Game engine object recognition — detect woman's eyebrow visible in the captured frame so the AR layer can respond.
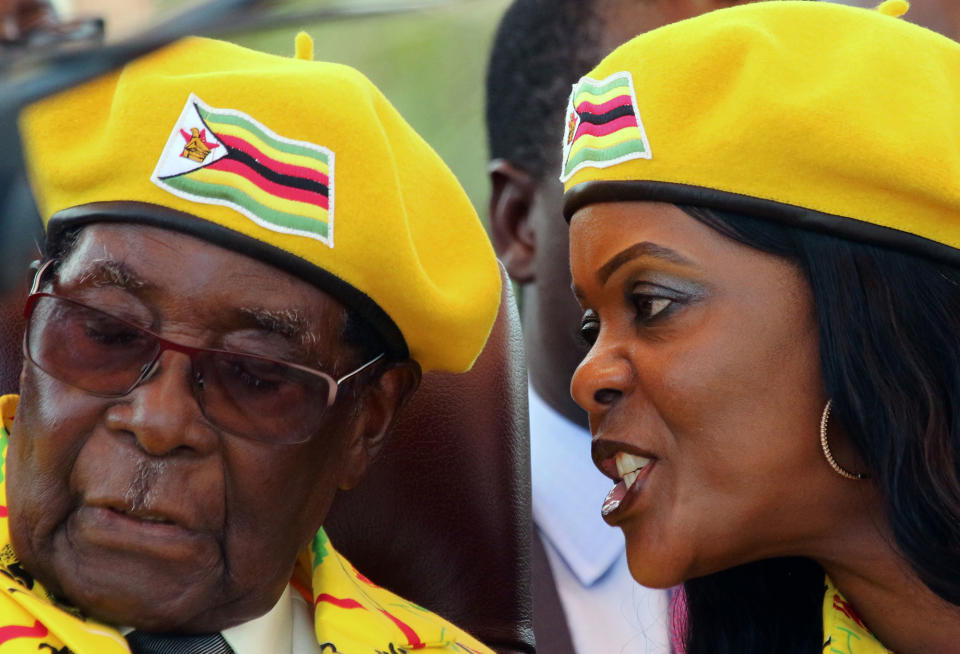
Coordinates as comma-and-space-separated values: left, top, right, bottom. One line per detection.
598, 241, 695, 283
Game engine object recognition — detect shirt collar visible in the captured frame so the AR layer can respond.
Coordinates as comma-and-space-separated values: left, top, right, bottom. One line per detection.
116, 586, 294, 654
529, 385, 624, 587
221, 584, 293, 654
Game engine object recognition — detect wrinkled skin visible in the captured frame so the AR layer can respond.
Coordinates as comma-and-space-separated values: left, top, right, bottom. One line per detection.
7, 223, 418, 633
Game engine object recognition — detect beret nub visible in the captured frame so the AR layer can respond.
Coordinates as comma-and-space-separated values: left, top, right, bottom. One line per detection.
20, 35, 500, 373
561, 1, 960, 266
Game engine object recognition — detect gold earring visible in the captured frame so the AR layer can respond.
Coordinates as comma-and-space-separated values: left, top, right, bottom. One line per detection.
820, 400, 867, 481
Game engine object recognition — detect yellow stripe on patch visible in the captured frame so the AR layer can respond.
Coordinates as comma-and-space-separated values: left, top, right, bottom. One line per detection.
191, 166, 329, 220
206, 120, 331, 176
569, 126, 644, 159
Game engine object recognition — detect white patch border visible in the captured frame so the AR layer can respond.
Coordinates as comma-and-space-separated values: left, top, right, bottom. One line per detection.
559, 71, 652, 184
152, 93, 337, 248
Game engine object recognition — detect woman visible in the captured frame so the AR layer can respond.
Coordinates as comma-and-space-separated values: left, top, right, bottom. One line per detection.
560, 2, 960, 653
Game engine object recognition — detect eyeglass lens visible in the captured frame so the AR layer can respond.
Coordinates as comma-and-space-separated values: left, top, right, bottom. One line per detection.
25, 295, 334, 444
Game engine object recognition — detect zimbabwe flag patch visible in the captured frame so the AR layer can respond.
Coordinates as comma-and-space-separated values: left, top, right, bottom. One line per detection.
560, 71, 651, 183
152, 93, 336, 247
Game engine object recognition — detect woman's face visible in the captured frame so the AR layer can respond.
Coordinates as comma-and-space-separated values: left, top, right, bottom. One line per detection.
569, 201, 837, 588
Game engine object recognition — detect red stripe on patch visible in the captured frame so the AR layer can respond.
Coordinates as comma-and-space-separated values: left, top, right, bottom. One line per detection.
573, 114, 639, 140
315, 593, 365, 610
0, 506, 8, 517
575, 94, 632, 115
207, 158, 330, 209
0, 620, 48, 644
379, 609, 424, 649
217, 134, 329, 187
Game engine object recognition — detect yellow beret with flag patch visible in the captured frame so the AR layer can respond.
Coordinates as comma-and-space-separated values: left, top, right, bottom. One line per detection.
561, 0, 960, 266
19, 34, 500, 372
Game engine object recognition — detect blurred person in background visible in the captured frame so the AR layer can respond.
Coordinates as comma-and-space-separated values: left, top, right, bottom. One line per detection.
485, 1, 755, 653
563, 2, 960, 653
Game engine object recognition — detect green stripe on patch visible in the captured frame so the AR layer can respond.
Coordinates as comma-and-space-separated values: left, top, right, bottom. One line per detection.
197, 106, 329, 166
564, 139, 648, 176
576, 75, 631, 97
163, 175, 329, 237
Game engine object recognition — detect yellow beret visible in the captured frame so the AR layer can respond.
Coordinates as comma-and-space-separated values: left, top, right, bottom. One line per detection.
561, 1, 960, 266
20, 34, 500, 373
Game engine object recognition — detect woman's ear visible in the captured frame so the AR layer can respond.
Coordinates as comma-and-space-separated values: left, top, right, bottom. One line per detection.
337, 360, 421, 491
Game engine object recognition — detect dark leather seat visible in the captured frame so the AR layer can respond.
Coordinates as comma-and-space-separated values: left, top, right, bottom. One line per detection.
0, 287, 25, 395
0, 260, 534, 653
325, 263, 534, 654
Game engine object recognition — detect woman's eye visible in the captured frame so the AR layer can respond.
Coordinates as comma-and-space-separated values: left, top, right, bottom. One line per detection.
578, 311, 600, 345
633, 295, 673, 322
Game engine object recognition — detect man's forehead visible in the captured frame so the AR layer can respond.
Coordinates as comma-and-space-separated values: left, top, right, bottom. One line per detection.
57, 224, 348, 333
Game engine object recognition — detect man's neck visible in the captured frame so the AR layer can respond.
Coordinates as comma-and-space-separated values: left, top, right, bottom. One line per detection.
521, 287, 590, 430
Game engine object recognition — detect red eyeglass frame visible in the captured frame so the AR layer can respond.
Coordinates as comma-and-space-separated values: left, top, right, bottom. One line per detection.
22, 259, 385, 442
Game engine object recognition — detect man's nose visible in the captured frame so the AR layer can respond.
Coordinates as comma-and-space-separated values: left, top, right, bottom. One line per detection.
570, 337, 632, 415
105, 350, 218, 456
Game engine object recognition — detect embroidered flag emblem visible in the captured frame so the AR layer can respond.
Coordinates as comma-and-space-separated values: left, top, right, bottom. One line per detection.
560, 71, 651, 183
152, 93, 336, 246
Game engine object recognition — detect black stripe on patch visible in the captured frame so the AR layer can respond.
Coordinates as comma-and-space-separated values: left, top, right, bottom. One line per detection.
577, 104, 635, 125
226, 149, 329, 196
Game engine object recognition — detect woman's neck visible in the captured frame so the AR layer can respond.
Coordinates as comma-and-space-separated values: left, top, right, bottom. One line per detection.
814, 522, 960, 654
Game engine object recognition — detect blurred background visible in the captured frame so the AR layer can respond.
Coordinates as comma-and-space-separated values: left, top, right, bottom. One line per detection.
2, 0, 510, 215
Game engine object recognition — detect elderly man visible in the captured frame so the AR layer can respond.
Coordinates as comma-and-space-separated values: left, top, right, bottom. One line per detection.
2, 32, 499, 654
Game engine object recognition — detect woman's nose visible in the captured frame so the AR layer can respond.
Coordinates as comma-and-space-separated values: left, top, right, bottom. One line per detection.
570, 339, 632, 414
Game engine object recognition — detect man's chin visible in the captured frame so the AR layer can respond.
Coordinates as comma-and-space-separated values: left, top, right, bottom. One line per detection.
37, 541, 242, 632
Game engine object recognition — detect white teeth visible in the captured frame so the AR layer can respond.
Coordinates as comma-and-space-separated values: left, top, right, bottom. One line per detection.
623, 470, 639, 489
615, 452, 651, 480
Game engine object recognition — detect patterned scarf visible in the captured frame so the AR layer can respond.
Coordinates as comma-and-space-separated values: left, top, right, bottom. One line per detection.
822, 576, 893, 654
0, 395, 490, 653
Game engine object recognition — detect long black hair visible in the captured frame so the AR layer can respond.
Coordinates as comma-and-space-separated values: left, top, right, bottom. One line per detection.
676, 206, 960, 653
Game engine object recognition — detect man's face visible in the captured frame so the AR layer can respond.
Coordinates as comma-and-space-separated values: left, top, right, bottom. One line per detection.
7, 223, 374, 632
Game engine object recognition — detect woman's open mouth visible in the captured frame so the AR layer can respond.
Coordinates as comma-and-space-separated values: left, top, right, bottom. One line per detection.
601, 452, 657, 523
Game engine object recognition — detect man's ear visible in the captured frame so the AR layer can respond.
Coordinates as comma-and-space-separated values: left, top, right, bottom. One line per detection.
337, 360, 421, 491
488, 158, 537, 284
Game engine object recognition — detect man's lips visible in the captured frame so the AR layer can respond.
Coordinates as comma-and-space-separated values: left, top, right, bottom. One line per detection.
69, 505, 212, 561
85, 497, 196, 531
67, 495, 216, 561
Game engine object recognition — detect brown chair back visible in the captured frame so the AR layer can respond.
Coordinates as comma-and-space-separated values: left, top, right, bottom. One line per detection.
325, 263, 533, 654
0, 288, 27, 395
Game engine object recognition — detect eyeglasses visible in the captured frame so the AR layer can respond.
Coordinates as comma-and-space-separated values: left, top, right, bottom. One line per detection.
22, 261, 385, 444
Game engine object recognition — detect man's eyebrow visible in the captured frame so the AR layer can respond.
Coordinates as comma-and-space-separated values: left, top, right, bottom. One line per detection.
75, 259, 148, 290
238, 307, 320, 353
598, 242, 695, 284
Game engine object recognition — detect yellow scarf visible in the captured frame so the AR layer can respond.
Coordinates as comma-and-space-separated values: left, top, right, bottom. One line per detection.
0, 394, 491, 653
822, 576, 894, 654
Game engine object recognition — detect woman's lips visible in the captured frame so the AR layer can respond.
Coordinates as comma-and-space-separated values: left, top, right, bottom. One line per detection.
600, 452, 657, 523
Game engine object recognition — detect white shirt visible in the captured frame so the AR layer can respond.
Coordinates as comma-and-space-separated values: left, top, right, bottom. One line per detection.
222, 585, 322, 654
529, 387, 671, 654
122, 585, 322, 654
